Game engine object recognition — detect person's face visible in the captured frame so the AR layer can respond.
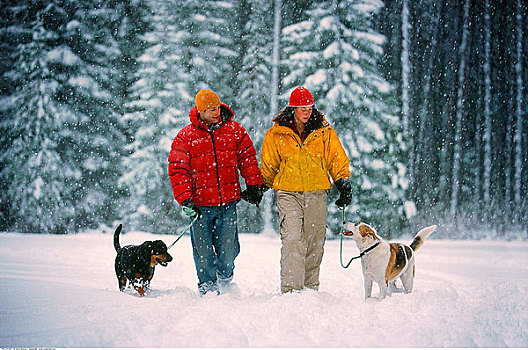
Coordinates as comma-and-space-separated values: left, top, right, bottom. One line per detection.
201, 105, 221, 126
293, 105, 313, 125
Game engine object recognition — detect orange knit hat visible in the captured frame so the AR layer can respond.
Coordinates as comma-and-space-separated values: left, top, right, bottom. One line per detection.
195, 89, 221, 111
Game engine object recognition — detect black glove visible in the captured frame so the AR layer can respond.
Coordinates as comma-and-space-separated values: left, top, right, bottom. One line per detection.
260, 184, 270, 194
334, 178, 352, 207
241, 185, 264, 206
182, 198, 202, 219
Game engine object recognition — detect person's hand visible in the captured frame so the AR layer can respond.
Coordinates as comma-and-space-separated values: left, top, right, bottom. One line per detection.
260, 184, 270, 194
241, 185, 264, 206
182, 199, 201, 219
335, 178, 352, 207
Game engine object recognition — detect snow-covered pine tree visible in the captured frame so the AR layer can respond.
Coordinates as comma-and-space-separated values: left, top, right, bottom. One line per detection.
260, 0, 283, 235
0, 2, 35, 230
178, 0, 238, 97
235, 0, 273, 145
233, 0, 274, 233
0, 0, 143, 232
120, 0, 193, 233
80, 0, 150, 229
110, 0, 152, 111
282, 0, 408, 237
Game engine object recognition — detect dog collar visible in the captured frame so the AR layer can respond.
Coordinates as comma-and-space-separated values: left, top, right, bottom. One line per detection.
345, 241, 381, 265
360, 241, 381, 256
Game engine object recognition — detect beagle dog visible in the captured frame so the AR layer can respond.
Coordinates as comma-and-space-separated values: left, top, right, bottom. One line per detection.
343, 222, 436, 300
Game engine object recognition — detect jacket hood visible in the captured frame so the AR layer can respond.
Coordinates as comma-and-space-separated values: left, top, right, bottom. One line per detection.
189, 103, 234, 129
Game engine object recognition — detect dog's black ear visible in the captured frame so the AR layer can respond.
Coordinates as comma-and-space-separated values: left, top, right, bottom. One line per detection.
153, 240, 168, 251
140, 241, 153, 263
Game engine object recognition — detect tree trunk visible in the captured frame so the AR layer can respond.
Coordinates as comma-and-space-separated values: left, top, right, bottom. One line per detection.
415, 2, 440, 204
504, 86, 513, 232
482, 0, 492, 219
450, 0, 470, 221
474, 84, 483, 225
270, 0, 281, 116
401, 0, 410, 137
401, 0, 411, 188
514, 0, 523, 224
262, 0, 282, 235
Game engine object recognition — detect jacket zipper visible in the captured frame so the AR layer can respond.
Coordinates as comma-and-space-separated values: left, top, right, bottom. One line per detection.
209, 130, 223, 205
302, 131, 325, 170
297, 130, 326, 172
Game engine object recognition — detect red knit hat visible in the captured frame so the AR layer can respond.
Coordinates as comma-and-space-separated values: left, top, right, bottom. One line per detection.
288, 86, 314, 107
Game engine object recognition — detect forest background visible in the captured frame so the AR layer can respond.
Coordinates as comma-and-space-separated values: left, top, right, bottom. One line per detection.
1, 0, 526, 239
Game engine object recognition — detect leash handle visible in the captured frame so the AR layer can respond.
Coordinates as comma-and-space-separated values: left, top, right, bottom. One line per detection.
168, 214, 199, 249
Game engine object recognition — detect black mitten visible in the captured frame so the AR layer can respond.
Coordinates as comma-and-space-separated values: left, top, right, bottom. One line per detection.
241, 185, 264, 206
335, 178, 352, 207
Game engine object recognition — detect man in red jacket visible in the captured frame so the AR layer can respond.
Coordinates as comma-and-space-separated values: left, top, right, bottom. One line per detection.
168, 89, 263, 296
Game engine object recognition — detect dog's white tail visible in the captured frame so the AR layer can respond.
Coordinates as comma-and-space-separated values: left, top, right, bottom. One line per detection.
410, 225, 437, 251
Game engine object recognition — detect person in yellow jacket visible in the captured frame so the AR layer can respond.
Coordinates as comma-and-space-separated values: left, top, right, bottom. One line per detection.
261, 86, 352, 293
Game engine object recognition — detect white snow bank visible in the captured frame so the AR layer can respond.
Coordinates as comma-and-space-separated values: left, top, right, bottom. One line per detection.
0, 231, 527, 347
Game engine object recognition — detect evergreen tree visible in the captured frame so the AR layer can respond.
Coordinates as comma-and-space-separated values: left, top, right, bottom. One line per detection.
233, 0, 274, 232
120, 0, 192, 233
282, 0, 408, 236
0, 0, 145, 232
178, 0, 238, 96
0, 2, 35, 229
235, 0, 273, 137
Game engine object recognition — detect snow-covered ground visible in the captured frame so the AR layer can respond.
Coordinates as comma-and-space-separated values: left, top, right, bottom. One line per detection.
1, 228, 527, 348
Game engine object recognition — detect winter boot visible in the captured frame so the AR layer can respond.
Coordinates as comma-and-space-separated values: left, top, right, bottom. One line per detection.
198, 281, 219, 297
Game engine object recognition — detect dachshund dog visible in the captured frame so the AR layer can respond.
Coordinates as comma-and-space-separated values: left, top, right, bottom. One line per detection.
343, 222, 436, 300
113, 224, 172, 296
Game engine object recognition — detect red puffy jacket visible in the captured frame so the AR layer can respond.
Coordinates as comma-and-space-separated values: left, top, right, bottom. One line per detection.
168, 103, 262, 206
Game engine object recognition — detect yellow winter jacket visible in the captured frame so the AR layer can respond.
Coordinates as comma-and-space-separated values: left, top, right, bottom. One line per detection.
261, 116, 351, 192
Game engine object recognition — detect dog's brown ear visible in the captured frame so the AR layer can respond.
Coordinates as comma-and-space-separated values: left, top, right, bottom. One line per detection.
359, 224, 377, 238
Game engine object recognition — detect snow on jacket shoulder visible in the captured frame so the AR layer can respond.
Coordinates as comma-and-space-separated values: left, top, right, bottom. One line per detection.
261, 115, 350, 192
168, 103, 262, 206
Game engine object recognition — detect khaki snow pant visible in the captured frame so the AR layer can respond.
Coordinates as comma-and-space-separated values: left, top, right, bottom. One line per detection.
277, 190, 328, 293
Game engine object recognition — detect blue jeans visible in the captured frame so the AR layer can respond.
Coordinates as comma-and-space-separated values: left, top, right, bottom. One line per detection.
190, 201, 240, 290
